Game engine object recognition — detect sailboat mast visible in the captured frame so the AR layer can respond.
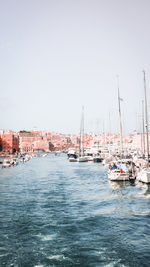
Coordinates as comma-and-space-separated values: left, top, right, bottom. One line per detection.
109, 112, 111, 145
82, 106, 84, 156
142, 100, 145, 154
143, 70, 149, 168
117, 76, 123, 154
103, 121, 106, 148
80, 106, 84, 157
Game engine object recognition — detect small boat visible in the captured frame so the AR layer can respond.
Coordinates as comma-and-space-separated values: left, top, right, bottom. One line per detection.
93, 156, 103, 163
85, 155, 93, 162
11, 158, 19, 166
2, 158, 12, 168
42, 153, 48, 157
69, 155, 77, 162
77, 156, 88, 162
108, 163, 129, 181
67, 149, 77, 161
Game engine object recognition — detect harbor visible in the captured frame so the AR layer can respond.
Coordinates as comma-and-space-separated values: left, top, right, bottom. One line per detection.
1, 78, 150, 265
1, 0, 150, 266
0, 153, 150, 266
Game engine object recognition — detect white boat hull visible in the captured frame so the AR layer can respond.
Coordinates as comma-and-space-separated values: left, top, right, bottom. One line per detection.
137, 169, 150, 184
77, 157, 88, 162
108, 171, 129, 181
2, 162, 12, 167
69, 158, 77, 162
2, 158, 13, 167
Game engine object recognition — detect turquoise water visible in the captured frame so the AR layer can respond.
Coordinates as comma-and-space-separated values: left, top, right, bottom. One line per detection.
0, 153, 150, 267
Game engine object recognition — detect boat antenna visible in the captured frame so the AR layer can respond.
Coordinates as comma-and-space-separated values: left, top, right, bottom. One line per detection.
143, 70, 149, 168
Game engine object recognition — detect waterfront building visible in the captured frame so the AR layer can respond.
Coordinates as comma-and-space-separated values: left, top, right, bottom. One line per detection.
0, 128, 150, 154
0, 131, 19, 153
19, 131, 51, 153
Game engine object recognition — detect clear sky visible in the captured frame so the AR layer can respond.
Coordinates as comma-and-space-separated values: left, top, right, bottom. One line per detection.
0, 0, 150, 134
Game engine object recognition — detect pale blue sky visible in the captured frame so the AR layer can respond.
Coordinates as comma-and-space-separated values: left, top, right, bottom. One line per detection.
0, 0, 150, 134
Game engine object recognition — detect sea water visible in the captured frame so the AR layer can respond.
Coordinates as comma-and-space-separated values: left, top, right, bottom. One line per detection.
0, 153, 150, 267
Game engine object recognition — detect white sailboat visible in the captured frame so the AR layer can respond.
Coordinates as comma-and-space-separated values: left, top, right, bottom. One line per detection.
108, 77, 129, 181
77, 106, 88, 162
137, 70, 150, 183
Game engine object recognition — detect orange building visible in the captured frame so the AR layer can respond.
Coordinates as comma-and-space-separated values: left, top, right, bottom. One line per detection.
0, 131, 19, 153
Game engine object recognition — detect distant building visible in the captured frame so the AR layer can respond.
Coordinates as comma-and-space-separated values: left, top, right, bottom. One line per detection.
19, 131, 52, 152
0, 131, 19, 153
1, 128, 149, 154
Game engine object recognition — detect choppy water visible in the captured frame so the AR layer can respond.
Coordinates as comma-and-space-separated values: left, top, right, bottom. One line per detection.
0, 154, 150, 267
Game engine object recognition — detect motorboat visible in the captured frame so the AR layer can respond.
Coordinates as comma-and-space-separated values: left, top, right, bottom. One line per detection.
2, 158, 12, 168
42, 153, 48, 157
67, 149, 77, 161
69, 155, 77, 162
93, 156, 103, 163
108, 163, 129, 181
108, 169, 129, 181
12, 157, 19, 166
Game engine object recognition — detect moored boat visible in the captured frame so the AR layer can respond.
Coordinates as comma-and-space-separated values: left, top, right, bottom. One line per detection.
108, 162, 129, 181
137, 169, 150, 184
77, 107, 88, 163
67, 149, 77, 161
108, 169, 129, 181
93, 156, 103, 163
2, 158, 12, 168
137, 71, 150, 184
69, 155, 78, 162
77, 156, 88, 162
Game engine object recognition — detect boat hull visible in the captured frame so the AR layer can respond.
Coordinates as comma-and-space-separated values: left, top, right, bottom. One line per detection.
108, 171, 129, 181
137, 170, 150, 184
69, 158, 77, 162
93, 157, 103, 163
77, 157, 88, 162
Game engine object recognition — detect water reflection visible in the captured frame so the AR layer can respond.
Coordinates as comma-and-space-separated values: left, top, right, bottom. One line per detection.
108, 180, 128, 190
137, 182, 150, 198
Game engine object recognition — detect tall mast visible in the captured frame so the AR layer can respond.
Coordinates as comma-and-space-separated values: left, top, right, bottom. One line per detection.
109, 112, 111, 145
80, 106, 84, 157
142, 100, 145, 154
82, 106, 84, 156
103, 121, 105, 148
117, 75, 123, 154
143, 70, 149, 167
